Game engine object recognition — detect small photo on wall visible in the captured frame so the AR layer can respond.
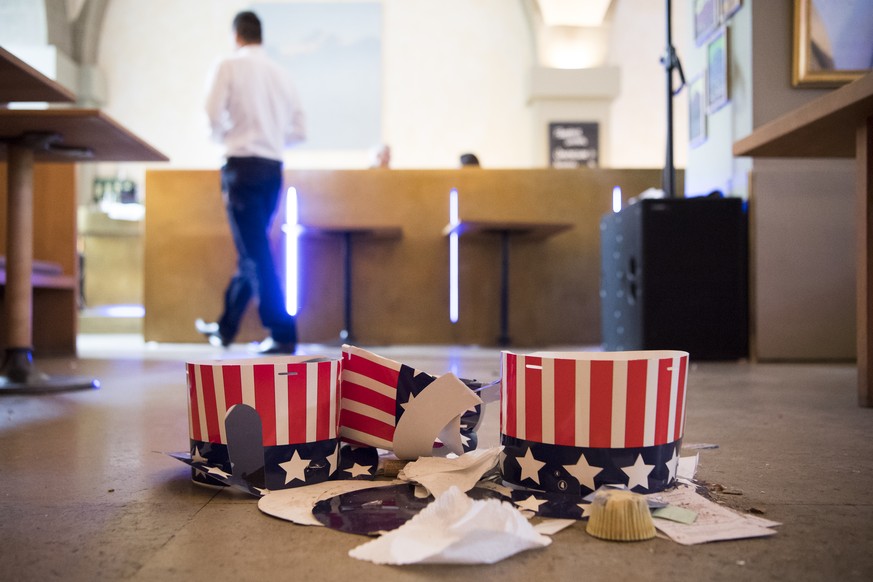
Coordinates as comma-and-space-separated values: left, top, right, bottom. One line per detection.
722, 0, 742, 22
688, 74, 707, 147
706, 28, 729, 113
695, 0, 721, 46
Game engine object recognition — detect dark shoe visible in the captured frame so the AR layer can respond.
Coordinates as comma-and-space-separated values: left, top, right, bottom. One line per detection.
251, 337, 296, 355
195, 319, 230, 348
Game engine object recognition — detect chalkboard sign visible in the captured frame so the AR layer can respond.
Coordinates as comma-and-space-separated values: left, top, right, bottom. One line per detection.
549, 122, 599, 168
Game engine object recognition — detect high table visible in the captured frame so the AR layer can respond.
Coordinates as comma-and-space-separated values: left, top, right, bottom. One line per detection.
443, 220, 572, 346
0, 46, 76, 103
299, 224, 403, 342
0, 108, 167, 393
733, 72, 873, 407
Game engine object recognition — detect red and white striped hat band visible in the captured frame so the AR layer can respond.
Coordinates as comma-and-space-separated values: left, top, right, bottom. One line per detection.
339, 345, 482, 459
338, 345, 404, 449
186, 356, 341, 447
501, 350, 689, 449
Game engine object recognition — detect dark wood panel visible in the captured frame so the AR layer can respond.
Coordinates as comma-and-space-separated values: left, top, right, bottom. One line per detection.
0, 46, 75, 104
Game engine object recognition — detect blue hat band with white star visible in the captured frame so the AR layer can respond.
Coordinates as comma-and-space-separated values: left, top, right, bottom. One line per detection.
500, 435, 682, 495
188, 437, 341, 491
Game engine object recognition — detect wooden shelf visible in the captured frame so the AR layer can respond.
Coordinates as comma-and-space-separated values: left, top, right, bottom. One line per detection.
0, 271, 76, 290
734, 72, 873, 159
733, 72, 873, 407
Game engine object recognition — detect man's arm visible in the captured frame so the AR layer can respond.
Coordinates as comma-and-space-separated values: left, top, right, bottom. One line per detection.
204, 61, 230, 142
283, 79, 306, 146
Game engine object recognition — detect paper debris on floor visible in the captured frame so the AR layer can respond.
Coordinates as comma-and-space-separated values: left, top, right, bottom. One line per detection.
652, 505, 698, 524
650, 483, 780, 545
677, 453, 699, 480
397, 446, 502, 497
532, 518, 576, 536
348, 486, 551, 565
258, 480, 403, 526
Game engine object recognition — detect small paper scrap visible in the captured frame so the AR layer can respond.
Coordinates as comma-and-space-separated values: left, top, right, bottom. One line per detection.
533, 519, 576, 536
652, 505, 698, 525
397, 446, 502, 498
649, 483, 780, 545
349, 486, 551, 565
677, 453, 699, 480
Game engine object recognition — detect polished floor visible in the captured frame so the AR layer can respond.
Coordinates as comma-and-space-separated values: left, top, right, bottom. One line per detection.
1, 335, 872, 581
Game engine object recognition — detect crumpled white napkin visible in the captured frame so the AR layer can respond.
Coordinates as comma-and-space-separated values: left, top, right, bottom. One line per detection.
397, 446, 502, 497
349, 485, 551, 565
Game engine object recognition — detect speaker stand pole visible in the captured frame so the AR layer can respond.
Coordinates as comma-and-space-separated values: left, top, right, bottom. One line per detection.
661, 0, 685, 199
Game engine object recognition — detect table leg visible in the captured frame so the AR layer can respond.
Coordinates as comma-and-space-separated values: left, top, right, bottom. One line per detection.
498, 230, 511, 347
340, 231, 353, 342
857, 117, 873, 407
0, 143, 97, 394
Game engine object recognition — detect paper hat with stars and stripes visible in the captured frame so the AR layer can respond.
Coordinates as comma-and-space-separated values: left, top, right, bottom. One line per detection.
339, 345, 484, 460
499, 350, 689, 496
182, 356, 341, 493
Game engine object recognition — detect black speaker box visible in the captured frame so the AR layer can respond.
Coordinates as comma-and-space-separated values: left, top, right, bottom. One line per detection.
600, 197, 748, 360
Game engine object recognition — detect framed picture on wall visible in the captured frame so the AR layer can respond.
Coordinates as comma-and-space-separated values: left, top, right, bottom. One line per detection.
688, 74, 707, 147
793, 0, 873, 87
706, 28, 729, 113
694, 0, 720, 46
721, 0, 742, 22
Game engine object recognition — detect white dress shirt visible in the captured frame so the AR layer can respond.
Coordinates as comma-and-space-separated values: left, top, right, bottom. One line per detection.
205, 44, 305, 161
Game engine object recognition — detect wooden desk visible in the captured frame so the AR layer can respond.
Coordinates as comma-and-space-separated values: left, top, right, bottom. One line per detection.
300, 224, 402, 342
733, 72, 873, 407
0, 108, 166, 393
443, 220, 573, 346
0, 46, 75, 104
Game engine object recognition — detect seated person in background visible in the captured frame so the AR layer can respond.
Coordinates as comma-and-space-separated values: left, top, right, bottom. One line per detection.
369, 144, 391, 168
459, 152, 480, 167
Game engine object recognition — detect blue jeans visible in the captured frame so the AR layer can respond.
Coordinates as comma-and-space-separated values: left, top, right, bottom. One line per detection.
217, 156, 296, 344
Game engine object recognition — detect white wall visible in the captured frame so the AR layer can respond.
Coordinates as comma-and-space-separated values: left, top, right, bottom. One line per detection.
606, 0, 689, 171
97, 0, 533, 171
94, 0, 687, 176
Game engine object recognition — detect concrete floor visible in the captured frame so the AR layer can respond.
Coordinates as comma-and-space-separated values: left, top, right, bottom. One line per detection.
2, 336, 872, 581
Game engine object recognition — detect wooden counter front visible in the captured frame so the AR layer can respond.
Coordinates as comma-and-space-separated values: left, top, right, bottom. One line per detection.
145, 168, 675, 347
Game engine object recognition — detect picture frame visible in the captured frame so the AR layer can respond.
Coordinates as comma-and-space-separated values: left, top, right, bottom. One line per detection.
793, 0, 873, 87
688, 74, 707, 147
694, 0, 720, 46
706, 28, 729, 113
721, 0, 742, 22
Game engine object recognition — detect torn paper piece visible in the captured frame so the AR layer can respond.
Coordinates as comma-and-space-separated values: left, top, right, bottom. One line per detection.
682, 443, 720, 450
474, 480, 514, 498
652, 505, 698, 525
392, 373, 482, 460
397, 447, 502, 497
533, 519, 576, 536
349, 486, 551, 565
677, 453, 699, 480
258, 480, 403, 526
649, 483, 780, 544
